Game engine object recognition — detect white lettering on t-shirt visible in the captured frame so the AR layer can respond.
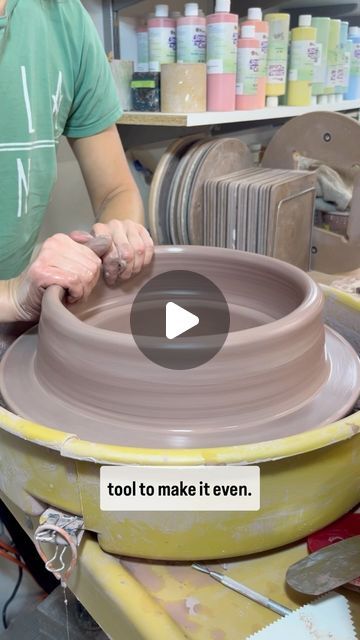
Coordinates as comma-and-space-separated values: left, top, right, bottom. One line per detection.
17, 157, 31, 218
20, 66, 35, 134
52, 71, 63, 133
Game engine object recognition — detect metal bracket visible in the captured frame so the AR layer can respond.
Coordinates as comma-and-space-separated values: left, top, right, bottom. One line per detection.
34, 508, 84, 585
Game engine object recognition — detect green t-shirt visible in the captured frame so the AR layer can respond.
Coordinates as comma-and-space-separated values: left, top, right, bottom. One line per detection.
0, 0, 122, 279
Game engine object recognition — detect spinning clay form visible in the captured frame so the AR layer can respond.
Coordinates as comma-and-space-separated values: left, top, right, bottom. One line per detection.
1, 246, 359, 448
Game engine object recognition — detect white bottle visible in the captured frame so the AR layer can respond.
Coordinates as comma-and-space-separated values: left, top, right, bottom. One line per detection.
177, 3, 206, 63
148, 4, 176, 72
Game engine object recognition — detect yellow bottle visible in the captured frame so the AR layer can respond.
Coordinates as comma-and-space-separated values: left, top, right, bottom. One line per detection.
265, 13, 290, 105
287, 14, 317, 106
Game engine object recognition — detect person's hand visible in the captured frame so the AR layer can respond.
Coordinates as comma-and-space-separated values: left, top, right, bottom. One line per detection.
8, 233, 111, 322
70, 219, 154, 286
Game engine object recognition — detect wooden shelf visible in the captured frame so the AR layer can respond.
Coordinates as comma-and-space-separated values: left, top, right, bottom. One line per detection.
118, 100, 360, 127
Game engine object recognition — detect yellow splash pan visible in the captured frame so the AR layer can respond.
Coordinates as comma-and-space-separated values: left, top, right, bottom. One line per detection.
0, 402, 359, 561
2, 492, 360, 640
0, 285, 359, 561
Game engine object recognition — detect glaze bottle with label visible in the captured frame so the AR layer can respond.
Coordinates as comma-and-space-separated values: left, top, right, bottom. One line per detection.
136, 22, 149, 72
287, 15, 317, 106
325, 19, 341, 100
206, 0, 238, 111
177, 3, 206, 63
265, 13, 290, 107
311, 17, 330, 99
236, 25, 261, 109
336, 21, 349, 98
345, 27, 360, 99
148, 4, 176, 73
242, 7, 268, 108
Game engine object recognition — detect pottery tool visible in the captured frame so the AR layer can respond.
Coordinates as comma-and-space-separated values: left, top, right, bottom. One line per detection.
192, 564, 291, 616
192, 565, 358, 640
307, 512, 360, 591
286, 535, 360, 595
246, 591, 357, 640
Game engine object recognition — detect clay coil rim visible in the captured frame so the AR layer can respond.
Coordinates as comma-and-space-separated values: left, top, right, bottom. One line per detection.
43, 246, 323, 350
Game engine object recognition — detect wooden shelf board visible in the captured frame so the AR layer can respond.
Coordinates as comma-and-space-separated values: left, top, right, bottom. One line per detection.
118, 100, 360, 127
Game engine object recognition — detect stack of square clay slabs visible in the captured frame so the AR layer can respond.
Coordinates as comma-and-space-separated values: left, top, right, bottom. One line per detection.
203, 168, 317, 271
148, 136, 253, 245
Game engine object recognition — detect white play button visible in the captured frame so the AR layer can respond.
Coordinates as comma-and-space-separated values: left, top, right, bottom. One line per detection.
166, 302, 199, 340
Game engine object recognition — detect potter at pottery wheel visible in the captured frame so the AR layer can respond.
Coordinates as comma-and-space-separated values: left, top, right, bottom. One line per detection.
1, 247, 359, 448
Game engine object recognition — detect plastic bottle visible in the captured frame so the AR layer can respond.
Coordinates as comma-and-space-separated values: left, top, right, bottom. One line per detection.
287, 15, 317, 106
345, 27, 360, 99
177, 3, 206, 63
136, 22, 149, 72
336, 21, 349, 98
242, 7, 268, 108
148, 5, 176, 73
206, 0, 238, 111
311, 17, 330, 99
264, 13, 290, 106
343, 36, 352, 97
325, 19, 341, 98
236, 25, 261, 109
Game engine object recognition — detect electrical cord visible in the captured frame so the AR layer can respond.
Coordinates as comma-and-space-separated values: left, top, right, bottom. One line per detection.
2, 564, 23, 629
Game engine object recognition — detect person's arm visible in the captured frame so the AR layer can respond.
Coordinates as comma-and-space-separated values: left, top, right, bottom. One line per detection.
0, 234, 111, 323
68, 125, 154, 285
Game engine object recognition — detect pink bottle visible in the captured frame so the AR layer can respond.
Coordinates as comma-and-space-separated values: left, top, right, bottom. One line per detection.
206, 0, 238, 111
176, 3, 206, 63
236, 24, 261, 109
242, 7, 268, 108
148, 4, 176, 73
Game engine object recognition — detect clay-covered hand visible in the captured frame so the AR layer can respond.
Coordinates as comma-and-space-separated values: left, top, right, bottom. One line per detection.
71, 219, 154, 285
8, 233, 111, 322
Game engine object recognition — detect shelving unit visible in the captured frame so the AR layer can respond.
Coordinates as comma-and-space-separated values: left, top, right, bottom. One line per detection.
118, 100, 360, 127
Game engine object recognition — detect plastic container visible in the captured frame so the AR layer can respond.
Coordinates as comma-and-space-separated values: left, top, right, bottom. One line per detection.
148, 4, 176, 73
242, 7, 268, 108
136, 23, 149, 72
345, 27, 360, 99
336, 21, 349, 96
311, 17, 330, 97
343, 37, 352, 96
236, 24, 261, 109
176, 2, 206, 63
325, 19, 341, 97
265, 13, 290, 105
287, 15, 317, 106
206, 0, 238, 111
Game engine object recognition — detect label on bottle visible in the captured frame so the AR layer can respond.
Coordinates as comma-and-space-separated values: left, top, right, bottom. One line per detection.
343, 49, 351, 88
289, 40, 317, 82
177, 24, 206, 63
350, 42, 360, 77
149, 26, 176, 72
206, 21, 238, 75
137, 31, 149, 65
236, 45, 260, 95
266, 19, 288, 85
257, 30, 268, 76
326, 47, 339, 87
313, 43, 326, 84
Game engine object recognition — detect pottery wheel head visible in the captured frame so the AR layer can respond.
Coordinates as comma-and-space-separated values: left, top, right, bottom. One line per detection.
1, 247, 359, 448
